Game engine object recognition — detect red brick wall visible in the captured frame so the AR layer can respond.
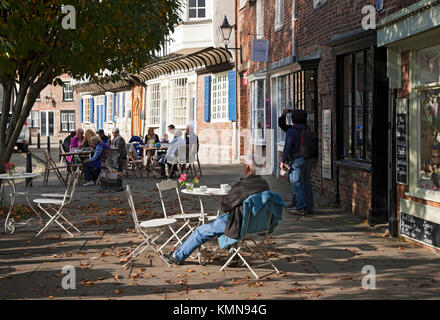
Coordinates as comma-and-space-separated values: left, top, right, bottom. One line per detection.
30, 75, 80, 143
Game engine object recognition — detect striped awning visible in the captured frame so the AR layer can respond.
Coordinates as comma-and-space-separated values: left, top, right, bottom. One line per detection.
74, 79, 132, 94
128, 47, 232, 83
74, 47, 232, 94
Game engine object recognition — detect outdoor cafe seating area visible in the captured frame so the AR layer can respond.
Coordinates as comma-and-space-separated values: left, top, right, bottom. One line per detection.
0, 140, 283, 280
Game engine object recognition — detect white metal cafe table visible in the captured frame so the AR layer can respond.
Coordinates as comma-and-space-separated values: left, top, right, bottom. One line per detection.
0, 172, 43, 234
180, 187, 230, 265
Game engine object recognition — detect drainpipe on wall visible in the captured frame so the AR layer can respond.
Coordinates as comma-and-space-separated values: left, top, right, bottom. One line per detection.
234, 0, 240, 163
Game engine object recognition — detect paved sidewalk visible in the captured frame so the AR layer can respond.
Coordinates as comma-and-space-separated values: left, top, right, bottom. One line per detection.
0, 165, 439, 300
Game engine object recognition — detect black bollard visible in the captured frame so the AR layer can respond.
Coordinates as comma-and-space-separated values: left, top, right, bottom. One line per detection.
59, 139, 63, 161
47, 136, 50, 153
29, 132, 32, 146
26, 152, 32, 187
37, 133, 40, 149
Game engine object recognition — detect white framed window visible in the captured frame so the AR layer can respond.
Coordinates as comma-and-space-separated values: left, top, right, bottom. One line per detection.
30, 110, 39, 128
275, 0, 284, 31
170, 78, 188, 127
61, 111, 75, 132
211, 73, 229, 121
63, 81, 74, 101
84, 98, 90, 123
188, 0, 206, 19
107, 93, 114, 122
148, 83, 161, 126
250, 79, 266, 143
256, 0, 264, 39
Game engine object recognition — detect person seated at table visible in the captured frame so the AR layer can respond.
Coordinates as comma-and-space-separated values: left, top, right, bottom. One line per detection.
161, 154, 270, 266
82, 136, 109, 186
83, 129, 97, 149
97, 129, 110, 145
161, 133, 169, 144
70, 128, 85, 150
184, 124, 199, 145
167, 124, 175, 136
110, 128, 127, 173
69, 128, 85, 163
63, 131, 76, 153
129, 135, 144, 156
145, 127, 160, 145
156, 128, 185, 179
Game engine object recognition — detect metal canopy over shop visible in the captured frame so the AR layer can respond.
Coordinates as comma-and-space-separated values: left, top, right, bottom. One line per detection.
74, 79, 132, 94
128, 47, 232, 83
74, 47, 232, 94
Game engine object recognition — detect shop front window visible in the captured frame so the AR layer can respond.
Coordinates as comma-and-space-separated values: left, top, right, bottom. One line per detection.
339, 49, 373, 162
419, 89, 440, 191
416, 44, 440, 87
250, 79, 266, 143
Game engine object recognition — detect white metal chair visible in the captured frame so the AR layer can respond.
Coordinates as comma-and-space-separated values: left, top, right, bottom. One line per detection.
123, 184, 179, 267
157, 179, 217, 263
220, 207, 282, 279
34, 169, 80, 238
165, 143, 187, 178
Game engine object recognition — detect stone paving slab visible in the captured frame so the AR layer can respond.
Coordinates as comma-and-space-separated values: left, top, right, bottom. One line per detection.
0, 164, 439, 300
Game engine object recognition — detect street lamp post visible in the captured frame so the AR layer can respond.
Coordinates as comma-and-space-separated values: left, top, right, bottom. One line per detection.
220, 15, 242, 64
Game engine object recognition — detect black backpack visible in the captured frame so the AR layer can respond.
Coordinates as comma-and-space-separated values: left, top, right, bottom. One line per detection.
299, 128, 319, 159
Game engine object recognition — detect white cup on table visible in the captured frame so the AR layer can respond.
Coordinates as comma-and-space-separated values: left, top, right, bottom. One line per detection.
200, 185, 208, 193
220, 184, 231, 193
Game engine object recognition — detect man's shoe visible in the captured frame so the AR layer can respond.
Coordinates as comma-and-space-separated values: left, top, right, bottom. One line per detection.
289, 208, 308, 216
83, 181, 94, 186
161, 253, 183, 266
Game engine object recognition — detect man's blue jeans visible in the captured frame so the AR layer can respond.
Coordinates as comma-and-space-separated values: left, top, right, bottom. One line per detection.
83, 160, 100, 182
173, 213, 230, 262
289, 157, 314, 212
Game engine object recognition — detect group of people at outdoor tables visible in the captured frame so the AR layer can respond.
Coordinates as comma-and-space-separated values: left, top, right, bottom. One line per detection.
61, 123, 199, 186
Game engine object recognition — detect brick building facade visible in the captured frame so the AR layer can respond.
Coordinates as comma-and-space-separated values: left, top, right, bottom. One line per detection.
29, 75, 80, 144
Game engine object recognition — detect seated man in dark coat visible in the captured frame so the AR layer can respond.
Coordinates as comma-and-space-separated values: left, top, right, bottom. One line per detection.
161, 154, 269, 265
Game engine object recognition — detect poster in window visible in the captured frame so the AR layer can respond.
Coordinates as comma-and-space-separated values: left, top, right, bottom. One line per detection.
396, 98, 408, 185
322, 109, 332, 179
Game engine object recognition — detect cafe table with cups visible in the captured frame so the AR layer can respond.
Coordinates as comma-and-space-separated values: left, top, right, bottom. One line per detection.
181, 183, 232, 219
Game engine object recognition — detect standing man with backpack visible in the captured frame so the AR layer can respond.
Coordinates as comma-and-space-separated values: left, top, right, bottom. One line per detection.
280, 109, 317, 215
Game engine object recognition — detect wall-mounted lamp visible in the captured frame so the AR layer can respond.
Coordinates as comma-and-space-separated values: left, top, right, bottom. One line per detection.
220, 15, 242, 64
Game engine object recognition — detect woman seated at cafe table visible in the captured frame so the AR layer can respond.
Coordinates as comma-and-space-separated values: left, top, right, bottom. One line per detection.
68, 128, 85, 163
83, 129, 97, 148
82, 136, 109, 186
144, 127, 160, 146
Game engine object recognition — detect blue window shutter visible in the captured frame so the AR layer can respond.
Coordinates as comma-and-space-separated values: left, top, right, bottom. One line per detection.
90, 97, 94, 123
104, 95, 107, 122
122, 92, 125, 117
204, 76, 211, 122
112, 94, 116, 122
117, 93, 120, 117
96, 103, 100, 128
228, 70, 236, 122
80, 99, 84, 123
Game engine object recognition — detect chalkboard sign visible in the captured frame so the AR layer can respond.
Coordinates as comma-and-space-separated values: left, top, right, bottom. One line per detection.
401, 212, 440, 249
396, 99, 408, 184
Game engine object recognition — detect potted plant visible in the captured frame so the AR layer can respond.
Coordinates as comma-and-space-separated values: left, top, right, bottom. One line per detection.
178, 174, 200, 192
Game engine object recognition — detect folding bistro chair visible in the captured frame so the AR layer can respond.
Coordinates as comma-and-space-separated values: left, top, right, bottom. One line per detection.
125, 144, 144, 177
165, 143, 187, 178
157, 179, 216, 247
184, 143, 198, 177
34, 169, 80, 238
42, 150, 67, 187
219, 191, 285, 279
124, 184, 179, 267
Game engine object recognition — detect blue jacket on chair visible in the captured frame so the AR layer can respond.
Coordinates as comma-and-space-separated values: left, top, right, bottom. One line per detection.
218, 191, 287, 249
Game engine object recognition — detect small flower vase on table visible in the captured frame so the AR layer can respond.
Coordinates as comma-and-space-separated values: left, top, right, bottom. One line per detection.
5, 163, 16, 176
178, 174, 200, 193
